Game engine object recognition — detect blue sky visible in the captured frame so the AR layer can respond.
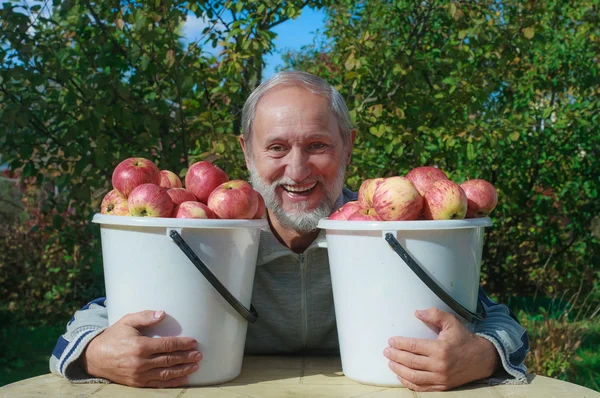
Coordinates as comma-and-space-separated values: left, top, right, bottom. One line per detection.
262, 8, 326, 78
182, 7, 326, 80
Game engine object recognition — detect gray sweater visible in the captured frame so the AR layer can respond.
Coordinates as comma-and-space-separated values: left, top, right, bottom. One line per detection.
50, 188, 529, 384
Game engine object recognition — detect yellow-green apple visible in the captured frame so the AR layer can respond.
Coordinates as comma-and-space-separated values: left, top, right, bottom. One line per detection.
328, 201, 364, 220
423, 180, 467, 220
358, 178, 385, 207
166, 188, 197, 205
159, 170, 183, 189
100, 189, 129, 216
207, 180, 258, 219
372, 177, 423, 221
173, 201, 215, 219
253, 191, 266, 219
460, 179, 498, 218
112, 157, 161, 197
128, 183, 174, 217
347, 207, 382, 221
405, 166, 448, 195
185, 161, 229, 203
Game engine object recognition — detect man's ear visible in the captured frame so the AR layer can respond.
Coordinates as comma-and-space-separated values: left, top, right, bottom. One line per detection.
239, 135, 250, 169
345, 129, 357, 165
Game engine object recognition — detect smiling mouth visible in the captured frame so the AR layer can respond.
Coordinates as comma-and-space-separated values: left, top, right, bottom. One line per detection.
282, 182, 318, 195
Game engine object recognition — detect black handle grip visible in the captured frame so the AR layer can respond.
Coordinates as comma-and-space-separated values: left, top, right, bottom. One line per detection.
384, 233, 485, 323
169, 230, 258, 323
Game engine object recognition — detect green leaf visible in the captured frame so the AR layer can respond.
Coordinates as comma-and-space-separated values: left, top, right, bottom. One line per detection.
181, 76, 194, 92
370, 104, 383, 118
458, 30, 467, 40
369, 125, 386, 138
510, 131, 520, 141
345, 53, 356, 71
140, 54, 150, 71
467, 142, 476, 160
523, 27, 535, 39
165, 49, 175, 69
134, 10, 146, 31
449, 3, 457, 17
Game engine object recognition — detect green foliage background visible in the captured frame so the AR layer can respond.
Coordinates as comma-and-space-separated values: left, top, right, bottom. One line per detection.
1, 0, 599, 390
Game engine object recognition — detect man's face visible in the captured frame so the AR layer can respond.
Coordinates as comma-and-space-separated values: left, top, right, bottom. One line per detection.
242, 86, 351, 233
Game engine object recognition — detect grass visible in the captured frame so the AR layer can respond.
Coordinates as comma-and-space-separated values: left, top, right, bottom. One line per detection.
0, 324, 64, 387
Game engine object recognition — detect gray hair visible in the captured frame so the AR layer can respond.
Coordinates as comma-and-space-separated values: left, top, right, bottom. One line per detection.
241, 70, 353, 153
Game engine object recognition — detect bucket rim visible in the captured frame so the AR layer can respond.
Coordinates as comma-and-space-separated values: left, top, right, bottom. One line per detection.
92, 213, 269, 229
317, 217, 492, 231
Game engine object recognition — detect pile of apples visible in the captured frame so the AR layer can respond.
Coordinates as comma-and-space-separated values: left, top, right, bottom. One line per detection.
100, 157, 265, 220
329, 166, 498, 221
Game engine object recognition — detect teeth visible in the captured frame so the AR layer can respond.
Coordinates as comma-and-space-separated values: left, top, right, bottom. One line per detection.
283, 182, 317, 192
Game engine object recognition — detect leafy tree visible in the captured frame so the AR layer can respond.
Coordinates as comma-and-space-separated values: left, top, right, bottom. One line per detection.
0, 0, 321, 322
283, 0, 600, 299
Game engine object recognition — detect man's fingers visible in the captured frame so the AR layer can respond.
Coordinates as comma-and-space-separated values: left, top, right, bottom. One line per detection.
145, 375, 190, 389
383, 347, 433, 371
415, 308, 459, 330
144, 350, 203, 370
119, 310, 165, 329
398, 377, 447, 392
388, 361, 439, 387
143, 336, 198, 355
388, 336, 435, 356
147, 362, 199, 383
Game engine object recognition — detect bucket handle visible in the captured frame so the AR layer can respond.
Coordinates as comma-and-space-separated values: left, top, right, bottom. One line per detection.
169, 230, 258, 324
384, 233, 485, 324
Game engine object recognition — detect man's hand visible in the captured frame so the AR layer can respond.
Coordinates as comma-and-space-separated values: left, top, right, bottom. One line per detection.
384, 308, 499, 392
83, 310, 202, 388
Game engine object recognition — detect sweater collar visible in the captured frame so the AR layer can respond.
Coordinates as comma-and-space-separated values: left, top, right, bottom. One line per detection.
256, 188, 353, 266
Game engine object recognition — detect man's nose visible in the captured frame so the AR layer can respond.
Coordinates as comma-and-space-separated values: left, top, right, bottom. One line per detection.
285, 148, 311, 182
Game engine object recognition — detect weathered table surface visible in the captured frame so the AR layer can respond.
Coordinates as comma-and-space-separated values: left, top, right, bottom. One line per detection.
2, 355, 599, 397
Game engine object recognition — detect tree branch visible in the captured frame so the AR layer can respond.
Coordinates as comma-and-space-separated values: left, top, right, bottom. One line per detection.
0, 85, 64, 147
83, 0, 135, 70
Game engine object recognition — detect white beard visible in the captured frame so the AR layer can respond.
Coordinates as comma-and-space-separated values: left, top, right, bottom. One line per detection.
248, 160, 346, 233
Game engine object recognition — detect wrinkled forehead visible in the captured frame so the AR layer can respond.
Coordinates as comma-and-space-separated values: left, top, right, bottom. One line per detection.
252, 86, 339, 140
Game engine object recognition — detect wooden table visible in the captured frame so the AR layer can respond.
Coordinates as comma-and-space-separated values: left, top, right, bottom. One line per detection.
2, 356, 599, 397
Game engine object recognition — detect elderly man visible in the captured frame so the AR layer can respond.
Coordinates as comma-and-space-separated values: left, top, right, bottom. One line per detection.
50, 71, 529, 391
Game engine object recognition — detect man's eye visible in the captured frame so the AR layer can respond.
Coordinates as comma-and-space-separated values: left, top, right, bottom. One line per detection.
309, 143, 327, 150
269, 145, 286, 152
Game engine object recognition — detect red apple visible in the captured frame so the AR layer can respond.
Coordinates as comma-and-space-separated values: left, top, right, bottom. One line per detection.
160, 170, 183, 189
128, 183, 174, 217
405, 166, 448, 196
166, 188, 197, 205
328, 201, 364, 220
358, 178, 385, 207
347, 207, 382, 221
423, 180, 467, 220
253, 191, 266, 219
112, 157, 161, 197
100, 189, 129, 216
460, 179, 498, 218
207, 180, 258, 219
372, 177, 423, 221
173, 201, 215, 219
185, 161, 229, 203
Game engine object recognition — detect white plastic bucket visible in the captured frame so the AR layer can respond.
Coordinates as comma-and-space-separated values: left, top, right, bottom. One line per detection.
92, 214, 267, 386
317, 217, 492, 387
